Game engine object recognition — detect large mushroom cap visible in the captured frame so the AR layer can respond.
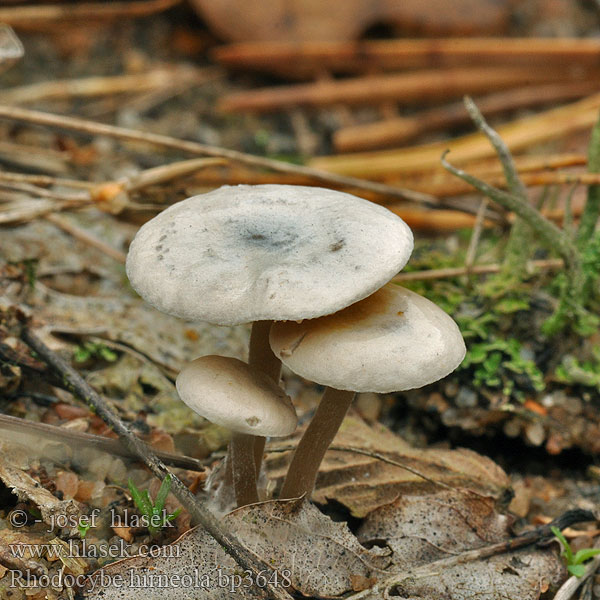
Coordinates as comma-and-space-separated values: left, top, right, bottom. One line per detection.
176, 355, 297, 436
126, 184, 413, 325
270, 284, 466, 394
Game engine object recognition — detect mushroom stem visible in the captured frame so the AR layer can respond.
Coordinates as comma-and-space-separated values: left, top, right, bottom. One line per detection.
249, 320, 282, 474
279, 387, 355, 500
249, 320, 282, 382
230, 432, 259, 507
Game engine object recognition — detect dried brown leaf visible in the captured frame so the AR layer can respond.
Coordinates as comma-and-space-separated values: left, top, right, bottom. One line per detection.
358, 490, 511, 568
353, 489, 564, 599
366, 551, 563, 600
266, 416, 511, 517
0, 451, 81, 528
83, 499, 389, 599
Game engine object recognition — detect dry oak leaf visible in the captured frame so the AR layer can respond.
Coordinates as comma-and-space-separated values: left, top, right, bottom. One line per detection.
30, 284, 248, 373
265, 416, 511, 517
0, 451, 81, 528
354, 489, 565, 600
358, 489, 511, 568
83, 499, 390, 599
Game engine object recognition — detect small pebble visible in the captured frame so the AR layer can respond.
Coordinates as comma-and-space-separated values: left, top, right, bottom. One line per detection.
525, 421, 545, 446
455, 388, 478, 408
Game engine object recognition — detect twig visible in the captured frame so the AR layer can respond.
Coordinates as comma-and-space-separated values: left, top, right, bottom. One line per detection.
441, 153, 580, 273
44, 213, 127, 264
123, 157, 227, 191
392, 259, 564, 282
0, 104, 444, 208
465, 199, 488, 271
0, 413, 208, 472
0, 140, 69, 174
311, 92, 600, 179
0, 158, 228, 225
0, 180, 88, 203
334, 81, 600, 151
0, 171, 94, 190
0, 67, 213, 105
218, 66, 581, 113
464, 97, 527, 198
552, 539, 600, 600
463, 96, 530, 276
214, 38, 600, 75
346, 509, 598, 600
20, 327, 293, 600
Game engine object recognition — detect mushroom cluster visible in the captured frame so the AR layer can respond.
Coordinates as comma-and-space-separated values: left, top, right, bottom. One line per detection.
126, 183, 465, 508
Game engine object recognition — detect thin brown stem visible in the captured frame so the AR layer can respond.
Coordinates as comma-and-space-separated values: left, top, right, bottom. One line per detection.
249, 321, 281, 382
249, 320, 282, 476
280, 387, 355, 500
230, 433, 259, 507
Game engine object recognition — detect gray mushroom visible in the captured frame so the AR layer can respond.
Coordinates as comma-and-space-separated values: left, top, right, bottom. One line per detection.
126, 184, 413, 503
270, 284, 466, 499
177, 355, 297, 507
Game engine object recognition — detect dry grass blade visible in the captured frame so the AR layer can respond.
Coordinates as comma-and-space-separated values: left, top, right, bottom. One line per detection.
0, 66, 214, 105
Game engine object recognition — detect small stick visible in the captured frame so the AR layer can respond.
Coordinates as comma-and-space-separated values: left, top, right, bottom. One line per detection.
219, 66, 582, 113
0, 413, 207, 472
334, 81, 600, 151
393, 170, 600, 198
464, 199, 488, 271
0, 171, 94, 189
392, 259, 564, 282
214, 38, 600, 75
44, 213, 127, 264
0, 104, 437, 208
311, 92, 600, 179
442, 154, 580, 273
123, 157, 227, 191
0, 67, 212, 105
0, 158, 228, 225
0, 180, 88, 202
20, 328, 293, 600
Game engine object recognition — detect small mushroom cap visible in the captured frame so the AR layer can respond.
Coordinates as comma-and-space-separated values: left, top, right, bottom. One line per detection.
126, 184, 413, 325
176, 355, 297, 436
270, 284, 466, 394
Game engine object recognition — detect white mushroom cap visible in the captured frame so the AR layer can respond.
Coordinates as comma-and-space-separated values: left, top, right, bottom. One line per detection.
270, 284, 466, 394
176, 355, 297, 436
126, 184, 413, 325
